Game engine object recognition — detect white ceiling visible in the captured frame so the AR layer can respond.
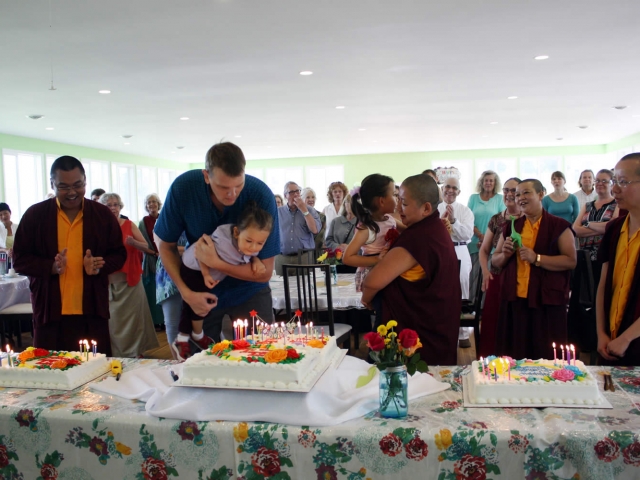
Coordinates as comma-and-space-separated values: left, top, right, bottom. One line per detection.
1, 0, 640, 165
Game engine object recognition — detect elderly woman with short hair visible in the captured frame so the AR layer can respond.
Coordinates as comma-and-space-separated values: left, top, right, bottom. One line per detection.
139, 193, 164, 329
99, 193, 159, 357
322, 181, 348, 239
302, 187, 325, 252
0, 202, 18, 261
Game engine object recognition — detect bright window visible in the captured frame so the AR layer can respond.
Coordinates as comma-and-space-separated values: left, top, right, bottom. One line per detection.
111, 163, 137, 220
2, 150, 45, 222
474, 158, 519, 190
304, 165, 344, 212
137, 166, 158, 217
519, 156, 563, 194
265, 167, 303, 197
82, 159, 111, 199
245, 168, 264, 181
158, 168, 181, 206
564, 155, 610, 194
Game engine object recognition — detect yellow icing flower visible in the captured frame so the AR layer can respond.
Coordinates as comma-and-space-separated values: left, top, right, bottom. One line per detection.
435, 429, 452, 450
25, 347, 35, 351
115, 442, 132, 455
264, 349, 288, 363
307, 339, 325, 349
227, 356, 242, 362
233, 422, 249, 442
386, 320, 398, 329
377, 325, 388, 336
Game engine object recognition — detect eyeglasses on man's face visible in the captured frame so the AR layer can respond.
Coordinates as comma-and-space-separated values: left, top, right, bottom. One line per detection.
611, 178, 640, 188
593, 179, 612, 185
54, 181, 86, 192
443, 185, 459, 191
502, 188, 517, 194
287, 189, 301, 196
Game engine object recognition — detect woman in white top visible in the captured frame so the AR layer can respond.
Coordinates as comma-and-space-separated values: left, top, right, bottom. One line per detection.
0, 203, 18, 258
322, 181, 348, 239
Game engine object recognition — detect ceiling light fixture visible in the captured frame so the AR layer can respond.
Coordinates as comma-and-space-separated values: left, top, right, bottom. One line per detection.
180, 117, 189, 120
121, 135, 133, 139
578, 125, 588, 129
534, 55, 549, 60
176, 146, 185, 149
299, 71, 313, 76
507, 96, 518, 100
490, 121, 499, 125
45, 127, 54, 130
98, 90, 111, 94
336, 106, 345, 109
612, 106, 627, 110
124, 142, 130, 145
235, 135, 242, 138
557, 137, 563, 141
27, 115, 44, 120
358, 128, 366, 131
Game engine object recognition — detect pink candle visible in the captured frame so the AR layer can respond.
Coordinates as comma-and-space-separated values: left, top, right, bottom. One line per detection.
244, 320, 249, 340
297, 321, 301, 338
309, 322, 313, 339
560, 345, 565, 366
480, 357, 485, 380
571, 345, 576, 366
552, 342, 557, 364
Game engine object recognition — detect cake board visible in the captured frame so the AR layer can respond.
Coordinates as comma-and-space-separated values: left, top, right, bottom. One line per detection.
462, 374, 612, 409
0, 368, 111, 391
175, 347, 347, 393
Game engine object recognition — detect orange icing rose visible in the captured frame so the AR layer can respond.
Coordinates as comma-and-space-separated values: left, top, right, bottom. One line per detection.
211, 342, 230, 354
50, 359, 68, 369
307, 339, 325, 349
264, 349, 288, 363
17, 350, 35, 362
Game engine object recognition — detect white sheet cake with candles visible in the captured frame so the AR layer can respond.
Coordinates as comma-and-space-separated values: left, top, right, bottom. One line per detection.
180, 310, 342, 390
0, 340, 110, 390
466, 344, 602, 405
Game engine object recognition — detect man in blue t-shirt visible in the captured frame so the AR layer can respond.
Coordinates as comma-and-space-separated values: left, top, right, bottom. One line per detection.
154, 142, 279, 352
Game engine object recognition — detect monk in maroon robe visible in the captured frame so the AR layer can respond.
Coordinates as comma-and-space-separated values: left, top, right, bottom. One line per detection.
362, 174, 461, 366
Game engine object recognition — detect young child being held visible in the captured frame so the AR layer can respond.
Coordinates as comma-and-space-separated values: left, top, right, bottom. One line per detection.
343, 174, 405, 295
172, 202, 273, 360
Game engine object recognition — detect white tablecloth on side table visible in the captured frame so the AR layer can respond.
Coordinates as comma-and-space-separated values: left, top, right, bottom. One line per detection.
0, 276, 30, 311
270, 273, 364, 310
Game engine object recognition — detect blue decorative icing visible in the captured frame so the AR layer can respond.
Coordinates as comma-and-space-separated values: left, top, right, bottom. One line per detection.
514, 366, 556, 377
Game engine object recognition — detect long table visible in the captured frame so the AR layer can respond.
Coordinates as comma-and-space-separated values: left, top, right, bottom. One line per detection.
1, 360, 639, 479
270, 273, 364, 311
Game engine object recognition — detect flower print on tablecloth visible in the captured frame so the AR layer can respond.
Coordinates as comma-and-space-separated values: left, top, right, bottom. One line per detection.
437, 367, 466, 393
0, 434, 22, 479
234, 423, 292, 480
435, 427, 502, 479
35, 450, 63, 480
432, 399, 463, 413
10, 407, 52, 456
168, 420, 220, 477
65, 422, 132, 466
121, 424, 179, 479
353, 426, 427, 475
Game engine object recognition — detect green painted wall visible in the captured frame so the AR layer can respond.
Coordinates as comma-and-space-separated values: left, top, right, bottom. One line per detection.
0, 132, 185, 198
189, 130, 639, 187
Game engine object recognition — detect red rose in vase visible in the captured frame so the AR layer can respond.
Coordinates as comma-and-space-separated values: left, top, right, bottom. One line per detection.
398, 329, 419, 349
363, 332, 386, 352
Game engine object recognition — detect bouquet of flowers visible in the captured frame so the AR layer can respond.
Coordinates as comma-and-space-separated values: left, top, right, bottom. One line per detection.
363, 320, 428, 375
317, 248, 343, 265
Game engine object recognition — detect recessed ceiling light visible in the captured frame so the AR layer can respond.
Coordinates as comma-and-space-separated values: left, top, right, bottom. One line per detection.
633, 114, 640, 118
358, 128, 366, 131
299, 71, 313, 76
171, 151, 176, 154
534, 55, 549, 60
235, 135, 242, 138
176, 146, 185, 149
489, 121, 499, 125
45, 127, 54, 130
124, 142, 130, 145
482, 135, 488, 138
507, 96, 518, 100
557, 137, 563, 141
27, 114, 44, 120
180, 117, 189, 120
612, 106, 627, 110
98, 90, 111, 94
121, 134, 133, 139
336, 106, 345, 109
578, 125, 588, 129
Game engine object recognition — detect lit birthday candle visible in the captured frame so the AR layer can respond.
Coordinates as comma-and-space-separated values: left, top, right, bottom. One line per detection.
571, 345, 576, 366
79, 340, 83, 354
244, 319, 249, 340
560, 345, 565, 366
84, 340, 89, 361
92, 340, 97, 357
6, 345, 11, 368
552, 342, 557, 364
566, 344, 571, 366
480, 357, 485, 380
309, 321, 313, 339
297, 321, 301, 339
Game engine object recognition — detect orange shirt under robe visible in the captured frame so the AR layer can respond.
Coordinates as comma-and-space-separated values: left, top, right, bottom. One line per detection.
516, 216, 541, 298
57, 199, 84, 314
610, 215, 640, 339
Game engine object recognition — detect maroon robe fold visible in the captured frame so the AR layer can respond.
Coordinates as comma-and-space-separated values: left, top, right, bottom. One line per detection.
381, 212, 461, 366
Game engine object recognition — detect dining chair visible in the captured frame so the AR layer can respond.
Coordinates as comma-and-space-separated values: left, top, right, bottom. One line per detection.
282, 263, 352, 351
296, 248, 317, 265
460, 267, 483, 356
0, 302, 33, 350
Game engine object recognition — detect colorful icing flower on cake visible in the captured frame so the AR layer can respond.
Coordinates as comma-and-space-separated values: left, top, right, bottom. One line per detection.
231, 339, 251, 349
17, 350, 35, 362
286, 349, 300, 359
551, 368, 575, 382
307, 339, 325, 349
211, 341, 230, 354
264, 350, 288, 363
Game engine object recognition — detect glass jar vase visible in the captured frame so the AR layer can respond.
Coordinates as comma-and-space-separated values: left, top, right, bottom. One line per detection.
329, 264, 338, 285
379, 365, 408, 418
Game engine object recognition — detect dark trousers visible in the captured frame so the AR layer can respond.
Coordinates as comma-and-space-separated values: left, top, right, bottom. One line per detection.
34, 315, 112, 356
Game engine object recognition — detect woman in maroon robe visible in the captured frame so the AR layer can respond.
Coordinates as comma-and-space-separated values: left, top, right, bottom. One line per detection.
362, 174, 461, 366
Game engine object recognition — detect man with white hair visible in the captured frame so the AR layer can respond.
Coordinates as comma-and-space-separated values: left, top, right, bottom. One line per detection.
437, 176, 475, 347
275, 181, 321, 275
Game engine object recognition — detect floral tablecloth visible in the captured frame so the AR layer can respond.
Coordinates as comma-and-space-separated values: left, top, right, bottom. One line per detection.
0, 275, 29, 312
1, 360, 640, 480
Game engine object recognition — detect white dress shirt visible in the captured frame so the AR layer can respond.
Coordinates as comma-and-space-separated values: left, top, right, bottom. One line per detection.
573, 189, 598, 211
438, 201, 474, 299
0, 221, 18, 248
